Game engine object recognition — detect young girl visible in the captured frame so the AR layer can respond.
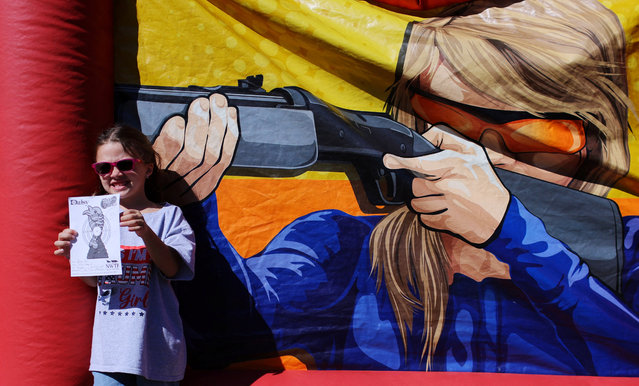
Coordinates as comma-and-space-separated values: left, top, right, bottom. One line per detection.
54, 124, 195, 385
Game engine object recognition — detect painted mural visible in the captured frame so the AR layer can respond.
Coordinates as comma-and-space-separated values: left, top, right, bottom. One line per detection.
113, 0, 639, 377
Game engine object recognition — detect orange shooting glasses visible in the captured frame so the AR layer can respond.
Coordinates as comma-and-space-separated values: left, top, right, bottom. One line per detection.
410, 89, 586, 154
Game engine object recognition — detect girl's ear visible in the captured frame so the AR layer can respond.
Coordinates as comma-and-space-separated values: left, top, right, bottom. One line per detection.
145, 163, 154, 179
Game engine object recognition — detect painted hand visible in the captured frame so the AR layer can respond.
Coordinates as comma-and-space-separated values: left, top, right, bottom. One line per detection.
153, 93, 239, 206
383, 125, 510, 245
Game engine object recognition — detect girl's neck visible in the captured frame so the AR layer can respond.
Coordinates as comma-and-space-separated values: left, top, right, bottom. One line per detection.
120, 195, 161, 212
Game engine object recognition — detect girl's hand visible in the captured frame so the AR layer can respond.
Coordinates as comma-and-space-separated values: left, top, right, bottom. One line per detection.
54, 229, 78, 259
120, 209, 181, 277
120, 209, 152, 238
54, 228, 99, 287
383, 125, 510, 245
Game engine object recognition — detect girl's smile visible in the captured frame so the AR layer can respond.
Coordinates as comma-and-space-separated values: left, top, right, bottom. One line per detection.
110, 179, 132, 192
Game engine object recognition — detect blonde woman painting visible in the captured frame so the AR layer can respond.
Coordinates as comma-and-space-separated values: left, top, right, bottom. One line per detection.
372, 0, 635, 370
150, 0, 639, 376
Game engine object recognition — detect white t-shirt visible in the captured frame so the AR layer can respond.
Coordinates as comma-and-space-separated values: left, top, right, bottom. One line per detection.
89, 204, 195, 382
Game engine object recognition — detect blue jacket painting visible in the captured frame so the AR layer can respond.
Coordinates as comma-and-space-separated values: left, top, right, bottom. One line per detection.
143, 0, 639, 377
174, 192, 639, 376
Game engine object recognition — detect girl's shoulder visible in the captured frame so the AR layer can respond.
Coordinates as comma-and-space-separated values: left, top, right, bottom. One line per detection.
149, 202, 180, 214
144, 203, 192, 234
141, 202, 184, 220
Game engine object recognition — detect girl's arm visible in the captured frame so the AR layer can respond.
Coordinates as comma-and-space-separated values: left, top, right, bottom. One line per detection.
54, 228, 98, 287
76, 275, 98, 287
120, 209, 181, 278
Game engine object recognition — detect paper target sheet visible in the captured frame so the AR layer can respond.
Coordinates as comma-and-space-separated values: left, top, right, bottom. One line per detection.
68, 194, 122, 277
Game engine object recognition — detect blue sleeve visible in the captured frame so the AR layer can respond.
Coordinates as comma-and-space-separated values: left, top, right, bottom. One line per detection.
195, 194, 386, 368
622, 217, 639, 307
243, 210, 377, 313
200, 193, 378, 313
485, 197, 639, 374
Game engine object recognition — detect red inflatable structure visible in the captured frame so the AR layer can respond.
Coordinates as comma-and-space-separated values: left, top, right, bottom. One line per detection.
1, 0, 638, 385
0, 1, 113, 384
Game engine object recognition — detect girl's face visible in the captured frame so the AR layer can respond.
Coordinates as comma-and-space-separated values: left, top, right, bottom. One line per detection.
95, 141, 153, 206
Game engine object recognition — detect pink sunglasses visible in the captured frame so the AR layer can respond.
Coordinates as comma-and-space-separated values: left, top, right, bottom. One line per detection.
91, 158, 141, 176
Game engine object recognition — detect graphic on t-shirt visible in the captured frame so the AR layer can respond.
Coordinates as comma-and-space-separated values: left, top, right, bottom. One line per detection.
99, 246, 152, 311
